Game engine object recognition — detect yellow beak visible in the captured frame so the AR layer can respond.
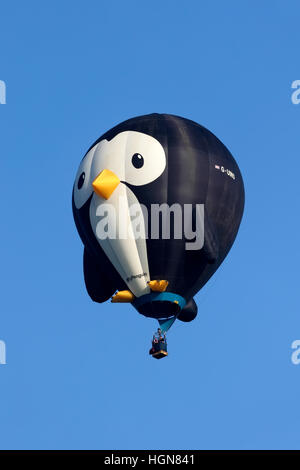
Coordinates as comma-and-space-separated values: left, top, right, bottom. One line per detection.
92, 169, 120, 200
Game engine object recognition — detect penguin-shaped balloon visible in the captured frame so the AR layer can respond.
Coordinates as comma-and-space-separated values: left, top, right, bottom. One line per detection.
72, 113, 244, 327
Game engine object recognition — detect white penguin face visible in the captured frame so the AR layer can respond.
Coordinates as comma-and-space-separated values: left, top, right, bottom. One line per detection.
73, 131, 166, 209
73, 145, 97, 209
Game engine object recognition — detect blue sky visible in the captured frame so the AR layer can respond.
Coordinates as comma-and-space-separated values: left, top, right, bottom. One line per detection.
0, 0, 300, 450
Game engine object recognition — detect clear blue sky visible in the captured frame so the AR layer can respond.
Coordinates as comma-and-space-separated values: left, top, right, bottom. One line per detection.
0, 0, 300, 450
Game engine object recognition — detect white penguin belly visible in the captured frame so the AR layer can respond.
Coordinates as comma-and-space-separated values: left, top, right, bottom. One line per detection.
89, 184, 151, 297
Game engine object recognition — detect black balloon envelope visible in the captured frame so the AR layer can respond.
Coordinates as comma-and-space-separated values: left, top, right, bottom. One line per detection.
72, 113, 244, 336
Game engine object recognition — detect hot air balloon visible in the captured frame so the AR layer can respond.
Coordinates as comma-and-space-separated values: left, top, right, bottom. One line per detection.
72, 114, 245, 359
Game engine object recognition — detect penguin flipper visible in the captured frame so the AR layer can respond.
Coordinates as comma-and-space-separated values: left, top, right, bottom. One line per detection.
177, 298, 198, 322
83, 247, 116, 303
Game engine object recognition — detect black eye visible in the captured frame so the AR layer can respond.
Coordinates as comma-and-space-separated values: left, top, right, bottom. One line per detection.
131, 153, 144, 169
77, 172, 85, 189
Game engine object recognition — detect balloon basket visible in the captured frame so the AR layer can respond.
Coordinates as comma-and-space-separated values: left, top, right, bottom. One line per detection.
150, 342, 168, 360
